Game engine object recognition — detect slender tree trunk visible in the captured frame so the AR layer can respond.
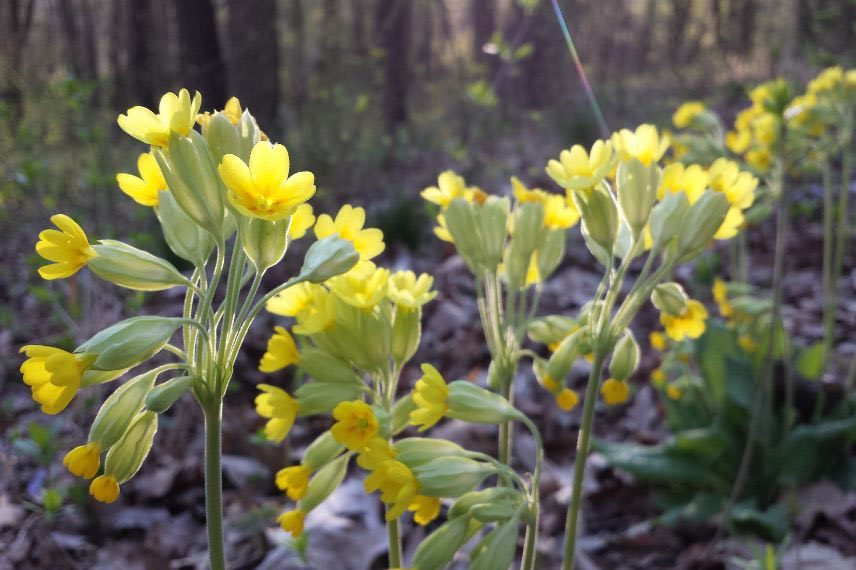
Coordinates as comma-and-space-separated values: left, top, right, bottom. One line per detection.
175, 0, 227, 106
376, 0, 411, 131
288, 0, 308, 107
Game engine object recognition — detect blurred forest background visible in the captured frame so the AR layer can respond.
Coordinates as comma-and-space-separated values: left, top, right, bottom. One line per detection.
1, 1, 856, 568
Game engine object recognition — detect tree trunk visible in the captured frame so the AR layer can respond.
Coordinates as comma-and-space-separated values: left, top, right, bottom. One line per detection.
175, 0, 227, 106
376, 0, 411, 131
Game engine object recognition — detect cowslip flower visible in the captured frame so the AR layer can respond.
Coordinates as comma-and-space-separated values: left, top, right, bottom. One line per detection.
90, 474, 120, 503
708, 159, 757, 211
511, 178, 579, 229
117, 89, 202, 147
661, 299, 708, 341
611, 124, 669, 167
330, 400, 378, 451
364, 459, 419, 520
288, 203, 315, 240
555, 388, 579, 411
408, 495, 441, 526
409, 364, 449, 431
600, 378, 629, 405
63, 442, 101, 479
672, 101, 706, 129
387, 270, 437, 309
267, 282, 336, 335
657, 163, 708, 204
255, 384, 299, 442
35, 214, 97, 280
276, 465, 310, 501
20, 345, 92, 414
314, 205, 385, 261
433, 213, 453, 243
327, 262, 389, 310
545, 139, 613, 191
357, 437, 397, 471
218, 141, 315, 221
278, 509, 305, 537
116, 152, 168, 207
421, 170, 468, 208
259, 326, 300, 373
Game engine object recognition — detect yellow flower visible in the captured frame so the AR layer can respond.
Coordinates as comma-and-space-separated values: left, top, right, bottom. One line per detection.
712, 278, 733, 318
387, 270, 437, 309
331, 400, 378, 451
661, 299, 708, 341
364, 459, 419, 520
672, 101, 706, 129
714, 206, 745, 240
745, 148, 772, 172
708, 159, 757, 211
277, 509, 305, 537
409, 364, 449, 431
63, 442, 101, 479
650, 367, 666, 388
545, 139, 614, 190
611, 124, 669, 167
196, 97, 243, 129
808, 66, 844, 95
649, 331, 667, 352
328, 261, 390, 310
89, 474, 120, 503
409, 495, 441, 526
421, 170, 467, 208
433, 213, 454, 243
666, 384, 683, 400
20, 345, 92, 414
276, 465, 310, 501
541, 373, 560, 393
288, 203, 315, 240
314, 204, 385, 261
357, 437, 397, 471
35, 214, 97, 280
511, 176, 543, 204
267, 282, 336, 335
116, 152, 168, 207
218, 141, 316, 221
259, 326, 300, 373
658, 163, 708, 204
600, 378, 629, 405
555, 388, 579, 411
118, 89, 202, 147
525, 253, 541, 287
726, 128, 751, 154
738, 334, 756, 353
513, 178, 581, 230
255, 384, 299, 443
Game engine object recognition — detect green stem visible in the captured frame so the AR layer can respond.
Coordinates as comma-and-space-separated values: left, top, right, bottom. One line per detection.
830, 146, 852, 369
203, 400, 226, 570
821, 158, 835, 364
520, 416, 543, 570
561, 350, 605, 570
386, 511, 402, 568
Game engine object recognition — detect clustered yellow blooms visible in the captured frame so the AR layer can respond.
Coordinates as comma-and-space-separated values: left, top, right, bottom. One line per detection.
787, 66, 856, 139
118, 88, 202, 148
511, 177, 580, 230
421, 170, 486, 242
725, 81, 782, 172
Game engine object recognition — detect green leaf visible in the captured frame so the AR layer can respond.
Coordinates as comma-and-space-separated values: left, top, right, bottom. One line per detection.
795, 341, 825, 380
595, 440, 716, 485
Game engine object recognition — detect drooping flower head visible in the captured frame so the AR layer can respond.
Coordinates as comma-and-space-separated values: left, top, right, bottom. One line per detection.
118, 89, 202, 147
363, 459, 419, 520
327, 261, 390, 310
330, 400, 378, 451
218, 141, 315, 221
357, 437, 397, 471
276, 465, 310, 501
255, 384, 299, 442
90, 475, 120, 503
259, 326, 300, 373
116, 152, 168, 207
555, 388, 579, 411
277, 509, 305, 537
660, 299, 709, 341
600, 378, 630, 405
611, 124, 670, 167
314, 204, 385, 261
267, 282, 336, 335
409, 363, 449, 431
20, 345, 92, 414
545, 139, 614, 191
35, 214, 97, 280
408, 495, 441, 526
63, 442, 101, 479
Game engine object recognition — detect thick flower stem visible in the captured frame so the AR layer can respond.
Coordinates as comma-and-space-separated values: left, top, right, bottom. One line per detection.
821, 159, 835, 364
386, 513, 402, 568
203, 401, 227, 570
561, 350, 605, 570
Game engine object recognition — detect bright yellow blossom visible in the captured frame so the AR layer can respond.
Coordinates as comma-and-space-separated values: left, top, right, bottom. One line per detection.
658, 163, 708, 204
276, 465, 310, 501
357, 437, 397, 471
255, 384, 299, 443
409, 495, 441, 526
90, 474, 120, 503
409, 364, 449, 431
267, 282, 336, 335
118, 89, 202, 147
387, 270, 437, 309
196, 96, 244, 129
421, 170, 468, 208
63, 442, 101, 479
672, 101, 706, 129
364, 459, 419, 520
314, 204, 385, 260
116, 152, 168, 207
259, 326, 300, 373
611, 124, 669, 167
555, 388, 579, 411
328, 261, 390, 310
649, 331, 667, 352
600, 378, 630, 405
433, 213, 454, 243
288, 203, 315, 240
20, 345, 92, 414
661, 299, 708, 341
545, 139, 614, 190
218, 141, 316, 221
35, 214, 97, 280
331, 400, 379, 451
278, 509, 305, 537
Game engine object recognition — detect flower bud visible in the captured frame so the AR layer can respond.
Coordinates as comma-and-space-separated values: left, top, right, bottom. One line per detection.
448, 487, 522, 519
412, 516, 479, 570
319, 298, 392, 373
609, 330, 640, 381
103, 411, 158, 483
676, 191, 729, 262
648, 191, 689, 252
546, 329, 584, 383
392, 304, 421, 365
527, 315, 579, 346
204, 112, 242, 164
616, 158, 660, 237
77, 317, 182, 379
444, 197, 509, 275
470, 514, 523, 570
239, 216, 290, 271
652, 282, 689, 316
394, 437, 469, 468
88, 240, 191, 291
302, 431, 345, 472
504, 203, 544, 289
446, 381, 525, 424
156, 190, 214, 266
89, 369, 157, 449
536, 228, 565, 282
571, 185, 619, 265
298, 453, 350, 513
294, 380, 363, 415
296, 236, 359, 284
413, 456, 498, 497
145, 375, 191, 413
298, 347, 362, 385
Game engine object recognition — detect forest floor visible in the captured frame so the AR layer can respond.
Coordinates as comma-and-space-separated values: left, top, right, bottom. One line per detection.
1, 182, 856, 570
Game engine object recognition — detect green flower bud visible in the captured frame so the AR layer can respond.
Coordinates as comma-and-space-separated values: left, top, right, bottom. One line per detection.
609, 330, 640, 381
296, 236, 359, 284
446, 381, 525, 424
392, 305, 421, 366
448, 487, 522, 519
90, 369, 157, 449
571, 185, 619, 266
504, 203, 544, 289
469, 501, 524, 523
295, 381, 363, 416
652, 282, 689, 316
89, 240, 191, 291
145, 375, 191, 413
412, 516, 478, 570
298, 453, 350, 513
413, 456, 498, 497
536, 228, 565, 282
444, 197, 509, 275
648, 191, 689, 253
616, 158, 660, 237
547, 329, 585, 382
239, 216, 289, 271
394, 437, 469, 468
470, 514, 523, 570
302, 432, 345, 471
77, 317, 182, 377
676, 191, 729, 262
156, 190, 214, 267
104, 411, 158, 483
204, 112, 241, 164
527, 315, 579, 346
390, 394, 417, 436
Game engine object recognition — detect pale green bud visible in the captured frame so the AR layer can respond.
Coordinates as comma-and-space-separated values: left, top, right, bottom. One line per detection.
236, 110, 263, 159
394, 437, 469, 468
536, 228, 565, 281
204, 113, 241, 164
104, 411, 158, 483
391, 305, 421, 366
470, 514, 523, 570
648, 191, 689, 252
676, 191, 729, 262
145, 375, 191, 413
616, 158, 660, 236
239, 216, 289, 271
298, 348, 362, 385
527, 315, 579, 346
446, 381, 525, 424
302, 432, 345, 471
89, 240, 191, 291
571, 186, 619, 266
652, 282, 688, 316
298, 453, 350, 513
547, 329, 585, 382
609, 330, 640, 381
469, 502, 524, 523
296, 236, 359, 284
504, 202, 544, 289
444, 197, 509, 275
390, 394, 417, 436
412, 516, 477, 570
413, 456, 499, 497
295, 381, 363, 416
156, 190, 214, 266
77, 316, 182, 375
89, 369, 157, 449
448, 487, 522, 519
